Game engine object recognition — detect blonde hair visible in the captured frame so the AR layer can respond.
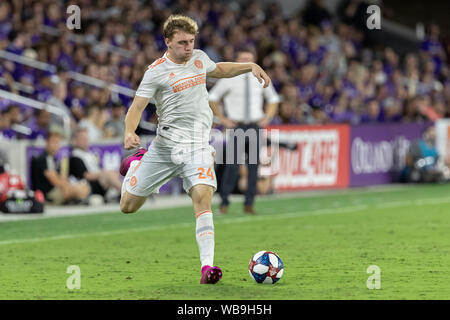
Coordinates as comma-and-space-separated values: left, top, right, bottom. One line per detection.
163, 15, 198, 40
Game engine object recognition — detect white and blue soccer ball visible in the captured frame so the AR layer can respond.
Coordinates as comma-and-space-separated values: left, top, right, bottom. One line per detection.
249, 251, 284, 284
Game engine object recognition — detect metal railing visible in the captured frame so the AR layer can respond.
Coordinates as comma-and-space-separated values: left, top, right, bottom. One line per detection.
0, 89, 71, 138
0, 49, 136, 98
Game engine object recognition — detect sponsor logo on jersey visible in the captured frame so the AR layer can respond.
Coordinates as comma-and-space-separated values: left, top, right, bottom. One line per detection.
171, 73, 206, 93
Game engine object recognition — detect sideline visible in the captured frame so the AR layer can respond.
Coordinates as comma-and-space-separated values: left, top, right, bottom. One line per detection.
0, 184, 419, 223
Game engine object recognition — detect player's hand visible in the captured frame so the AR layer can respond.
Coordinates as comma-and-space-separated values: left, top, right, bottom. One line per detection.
220, 117, 237, 129
251, 64, 271, 88
124, 132, 141, 150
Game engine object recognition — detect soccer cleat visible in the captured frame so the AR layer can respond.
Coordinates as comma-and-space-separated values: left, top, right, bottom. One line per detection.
119, 148, 147, 176
200, 266, 223, 284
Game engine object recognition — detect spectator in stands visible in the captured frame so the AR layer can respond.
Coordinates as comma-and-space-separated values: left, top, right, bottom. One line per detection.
31, 126, 91, 205
0, 108, 14, 139
0, 64, 19, 95
0, 105, 19, 139
420, 23, 447, 76
383, 97, 403, 122
6, 30, 26, 55
5, 104, 21, 126
402, 97, 424, 123
104, 102, 126, 139
35, 71, 54, 102
360, 98, 382, 123
78, 105, 109, 142
69, 127, 122, 202
306, 36, 327, 66
266, 55, 292, 92
0, 3, 12, 39
27, 108, 50, 140
305, 103, 329, 124
383, 47, 400, 75
65, 83, 88, 122
46, 80, 74, 128
0, 0, 449, 140
280, 82, 300, 105
297, 64, 318, 104
272, 101, 298, 125
331, 94, 356, 123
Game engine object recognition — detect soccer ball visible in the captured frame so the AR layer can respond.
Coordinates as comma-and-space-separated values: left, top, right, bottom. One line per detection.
249, 251, 284, 284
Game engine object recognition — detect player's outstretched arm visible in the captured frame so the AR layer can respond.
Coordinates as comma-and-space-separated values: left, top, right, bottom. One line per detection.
207, 62, 271, 88
124, 95, 150, 150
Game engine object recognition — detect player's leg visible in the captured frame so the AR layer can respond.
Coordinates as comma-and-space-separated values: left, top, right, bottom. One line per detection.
189, 184, 222, 284
119, 146, 177, 214
182, 145, 222, 284
190, 184, 215, 267
120, 191, 147, 214
119, 148, 148, 213
120, 159, 147, 214
119, 148, 147, 177
190, 183, 214, 213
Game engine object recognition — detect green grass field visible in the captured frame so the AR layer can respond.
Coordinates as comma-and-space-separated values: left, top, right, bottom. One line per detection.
1, 184, 450, 300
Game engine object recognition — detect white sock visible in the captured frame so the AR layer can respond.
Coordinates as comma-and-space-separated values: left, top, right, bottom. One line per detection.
195, 210, 215, 268
121, 160, 139, 196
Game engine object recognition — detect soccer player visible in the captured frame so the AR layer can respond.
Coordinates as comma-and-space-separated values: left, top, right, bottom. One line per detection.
119, 15, 271, 284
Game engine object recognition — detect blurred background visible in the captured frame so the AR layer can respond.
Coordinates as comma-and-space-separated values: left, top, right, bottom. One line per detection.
0, 0, 450, 210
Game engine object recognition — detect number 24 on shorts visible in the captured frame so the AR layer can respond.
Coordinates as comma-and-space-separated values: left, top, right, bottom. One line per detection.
197, 167, 214, 180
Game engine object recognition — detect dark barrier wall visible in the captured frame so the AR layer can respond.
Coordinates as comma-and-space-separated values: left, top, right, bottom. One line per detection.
23, 122, 431, 193
266, 122, 430, 191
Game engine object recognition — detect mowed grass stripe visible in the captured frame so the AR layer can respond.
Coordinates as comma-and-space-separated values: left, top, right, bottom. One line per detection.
1, 195, 450, 246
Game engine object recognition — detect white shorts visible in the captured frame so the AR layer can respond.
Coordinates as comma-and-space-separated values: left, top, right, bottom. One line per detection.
125, 140, 217, 197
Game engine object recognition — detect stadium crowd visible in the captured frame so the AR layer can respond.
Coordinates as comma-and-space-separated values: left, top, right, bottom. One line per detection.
0, 0, 449, 141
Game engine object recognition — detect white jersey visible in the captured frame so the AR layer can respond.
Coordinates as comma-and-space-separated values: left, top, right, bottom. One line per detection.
135, 49, 217, 148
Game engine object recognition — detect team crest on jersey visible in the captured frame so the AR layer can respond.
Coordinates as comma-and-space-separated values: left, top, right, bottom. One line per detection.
194, 60, 203, 69
130, 176, 137, 187
169, 72, 175, 78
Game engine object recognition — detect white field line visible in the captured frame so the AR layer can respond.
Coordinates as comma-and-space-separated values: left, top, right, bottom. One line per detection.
1, 196, 450, 246
0, 184, 421, 223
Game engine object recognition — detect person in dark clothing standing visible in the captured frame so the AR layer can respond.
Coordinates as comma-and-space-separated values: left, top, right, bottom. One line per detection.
209, 48, 280, 214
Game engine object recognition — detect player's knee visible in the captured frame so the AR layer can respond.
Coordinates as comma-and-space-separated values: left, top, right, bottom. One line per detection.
120, 192, 147, 214
193, 192, 212, 208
